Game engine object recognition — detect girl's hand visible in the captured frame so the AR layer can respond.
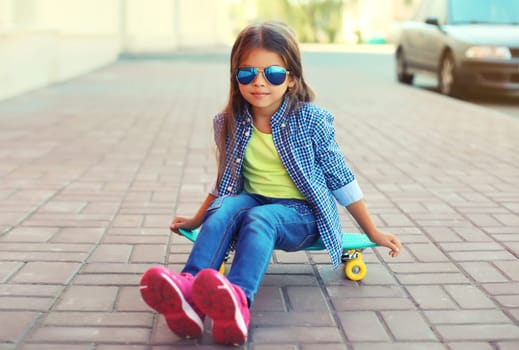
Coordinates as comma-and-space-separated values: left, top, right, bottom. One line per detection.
368, 230, 402, 258
169, 216, 201, 235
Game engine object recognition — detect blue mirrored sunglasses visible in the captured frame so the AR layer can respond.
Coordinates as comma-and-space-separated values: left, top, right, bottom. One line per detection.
236, 66, 289, 86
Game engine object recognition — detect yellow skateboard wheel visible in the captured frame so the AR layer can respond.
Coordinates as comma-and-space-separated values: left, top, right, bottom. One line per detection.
219, 263, 225, 274
345, 259, 367, 281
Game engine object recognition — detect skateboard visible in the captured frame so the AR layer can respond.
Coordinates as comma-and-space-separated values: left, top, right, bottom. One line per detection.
178, 228, 378, 281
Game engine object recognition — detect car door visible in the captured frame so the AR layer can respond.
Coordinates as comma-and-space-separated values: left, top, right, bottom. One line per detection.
419, 0, 449, 71
403, 0, 432, 68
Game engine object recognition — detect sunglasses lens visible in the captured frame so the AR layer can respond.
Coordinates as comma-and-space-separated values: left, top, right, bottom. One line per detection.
264, 66, 287, 85
236, 67, 257, 85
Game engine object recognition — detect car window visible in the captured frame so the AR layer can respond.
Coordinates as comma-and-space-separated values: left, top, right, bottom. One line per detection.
449, 0, 519, 24
413, 0, 432, 22
428, 0, 447, 25
413, 0, 447, 25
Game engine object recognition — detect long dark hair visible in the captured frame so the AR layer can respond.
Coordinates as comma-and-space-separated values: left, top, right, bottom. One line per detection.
216, 21, 315, 188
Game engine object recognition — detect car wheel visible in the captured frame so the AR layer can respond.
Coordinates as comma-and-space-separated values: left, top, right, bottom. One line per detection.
396, 49, 414, 84
438, 52, 459, 96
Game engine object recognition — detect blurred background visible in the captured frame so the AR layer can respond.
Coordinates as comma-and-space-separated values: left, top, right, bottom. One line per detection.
0, 0, 419, 102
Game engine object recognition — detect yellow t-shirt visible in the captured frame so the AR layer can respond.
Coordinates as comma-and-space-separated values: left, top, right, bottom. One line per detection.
242, 125, 305, 199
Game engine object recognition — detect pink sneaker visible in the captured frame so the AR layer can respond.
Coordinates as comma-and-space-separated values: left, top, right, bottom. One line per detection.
139, 266, 204, 338
192, 268, 250, 346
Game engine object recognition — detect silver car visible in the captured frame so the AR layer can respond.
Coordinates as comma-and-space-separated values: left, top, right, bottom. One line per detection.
395, 0, 519, 97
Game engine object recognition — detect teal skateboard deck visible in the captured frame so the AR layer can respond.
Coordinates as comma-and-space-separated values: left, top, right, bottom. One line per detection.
177, 228, 378, 281
178, 228, 377, 251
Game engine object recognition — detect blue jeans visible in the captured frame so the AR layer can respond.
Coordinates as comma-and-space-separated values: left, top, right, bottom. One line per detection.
182, 192, 318, 306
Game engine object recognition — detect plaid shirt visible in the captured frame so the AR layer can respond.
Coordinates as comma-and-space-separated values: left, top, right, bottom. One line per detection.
212, 97, 363, 268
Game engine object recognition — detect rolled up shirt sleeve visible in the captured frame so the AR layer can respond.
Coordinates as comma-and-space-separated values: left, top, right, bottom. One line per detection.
332, 178, 364, 206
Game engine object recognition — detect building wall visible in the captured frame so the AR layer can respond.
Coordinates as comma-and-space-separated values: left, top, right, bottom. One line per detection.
342, 0, 419, 43
0, 0, 231, 101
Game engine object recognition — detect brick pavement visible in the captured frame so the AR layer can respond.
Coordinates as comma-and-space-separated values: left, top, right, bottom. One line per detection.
0, 52, 518, 350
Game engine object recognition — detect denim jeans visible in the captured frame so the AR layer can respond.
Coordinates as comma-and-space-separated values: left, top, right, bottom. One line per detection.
182, 192, 318, 306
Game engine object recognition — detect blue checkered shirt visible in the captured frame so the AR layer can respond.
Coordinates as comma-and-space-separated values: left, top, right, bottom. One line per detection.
212, 97, 363, 268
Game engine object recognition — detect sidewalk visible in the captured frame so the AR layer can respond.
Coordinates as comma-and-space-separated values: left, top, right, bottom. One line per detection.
1, 54, 518, 350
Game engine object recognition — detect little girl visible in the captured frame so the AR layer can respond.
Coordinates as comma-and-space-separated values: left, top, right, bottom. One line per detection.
140, 20, 401, 346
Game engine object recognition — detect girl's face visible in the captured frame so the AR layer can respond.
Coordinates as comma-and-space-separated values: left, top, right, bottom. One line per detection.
237, 48, 295, 118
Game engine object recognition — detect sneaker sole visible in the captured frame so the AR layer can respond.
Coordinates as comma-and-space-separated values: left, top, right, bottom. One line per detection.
192, 270, 248, 345
140, 267, 203, 338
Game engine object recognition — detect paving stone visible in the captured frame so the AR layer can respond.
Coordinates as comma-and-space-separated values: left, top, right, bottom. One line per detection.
285, 286, 329, 311
253, 286, 286, 312
439, 242, 505, 251
406, 285, 458, 309
0, 311, 40, 342
422, 227, 464, 242
22, 213, 111, 228
111, 215, 144, 228
332, 297, 415, 311
50, 227, 105, 244
0, 251, 90, 262
81, 263, 149, 274
252, 345, 298, 350
28, 326, 150, 343
388, 262, 459, 274
445, 342, 494, 350
116, 286, 150, 312
251, 326, 343, 344
424, 309, 511, 324
396, 272, 469, 285
508, 309, 519, 323
42, 311, 152, 327
87, 244, 132, 263
503, 242, 519, 257
0, 284, 63, 297
448, 250, 516, 262
81, 201, 121, 215
352, 343, 447, 350
130, 244, 167, 263
328, 284, 405, 298
459, 262, 509, 283
0, 227, 59, 242
496, 341, 519, 350
261, 273, 317, 286
0, 262, 23, 282
494, 295, 519, 308
74, 273, 140, 286
443, 285, 496, 309
436, 324, 519, 341
54, 285, 118, 311
299, 345, 346, 350
381, 310, 438, 341
481, 282, 519, 295
494, 261, 519, 281
143, 215, 173, 227
452, 227, 493, 242
338, 311, 390, 342
252, 311, 335, 327
149, 317, 198, 345
19, 345, 92, 350
103, 235, 168, 244
97, 346, 148, 350
356, 264, 399, 285
0, 296, 54, 311
10, 262, 81, 284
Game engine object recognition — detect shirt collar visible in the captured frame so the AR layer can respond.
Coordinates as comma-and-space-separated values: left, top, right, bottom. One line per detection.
270, 94, 290, 127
